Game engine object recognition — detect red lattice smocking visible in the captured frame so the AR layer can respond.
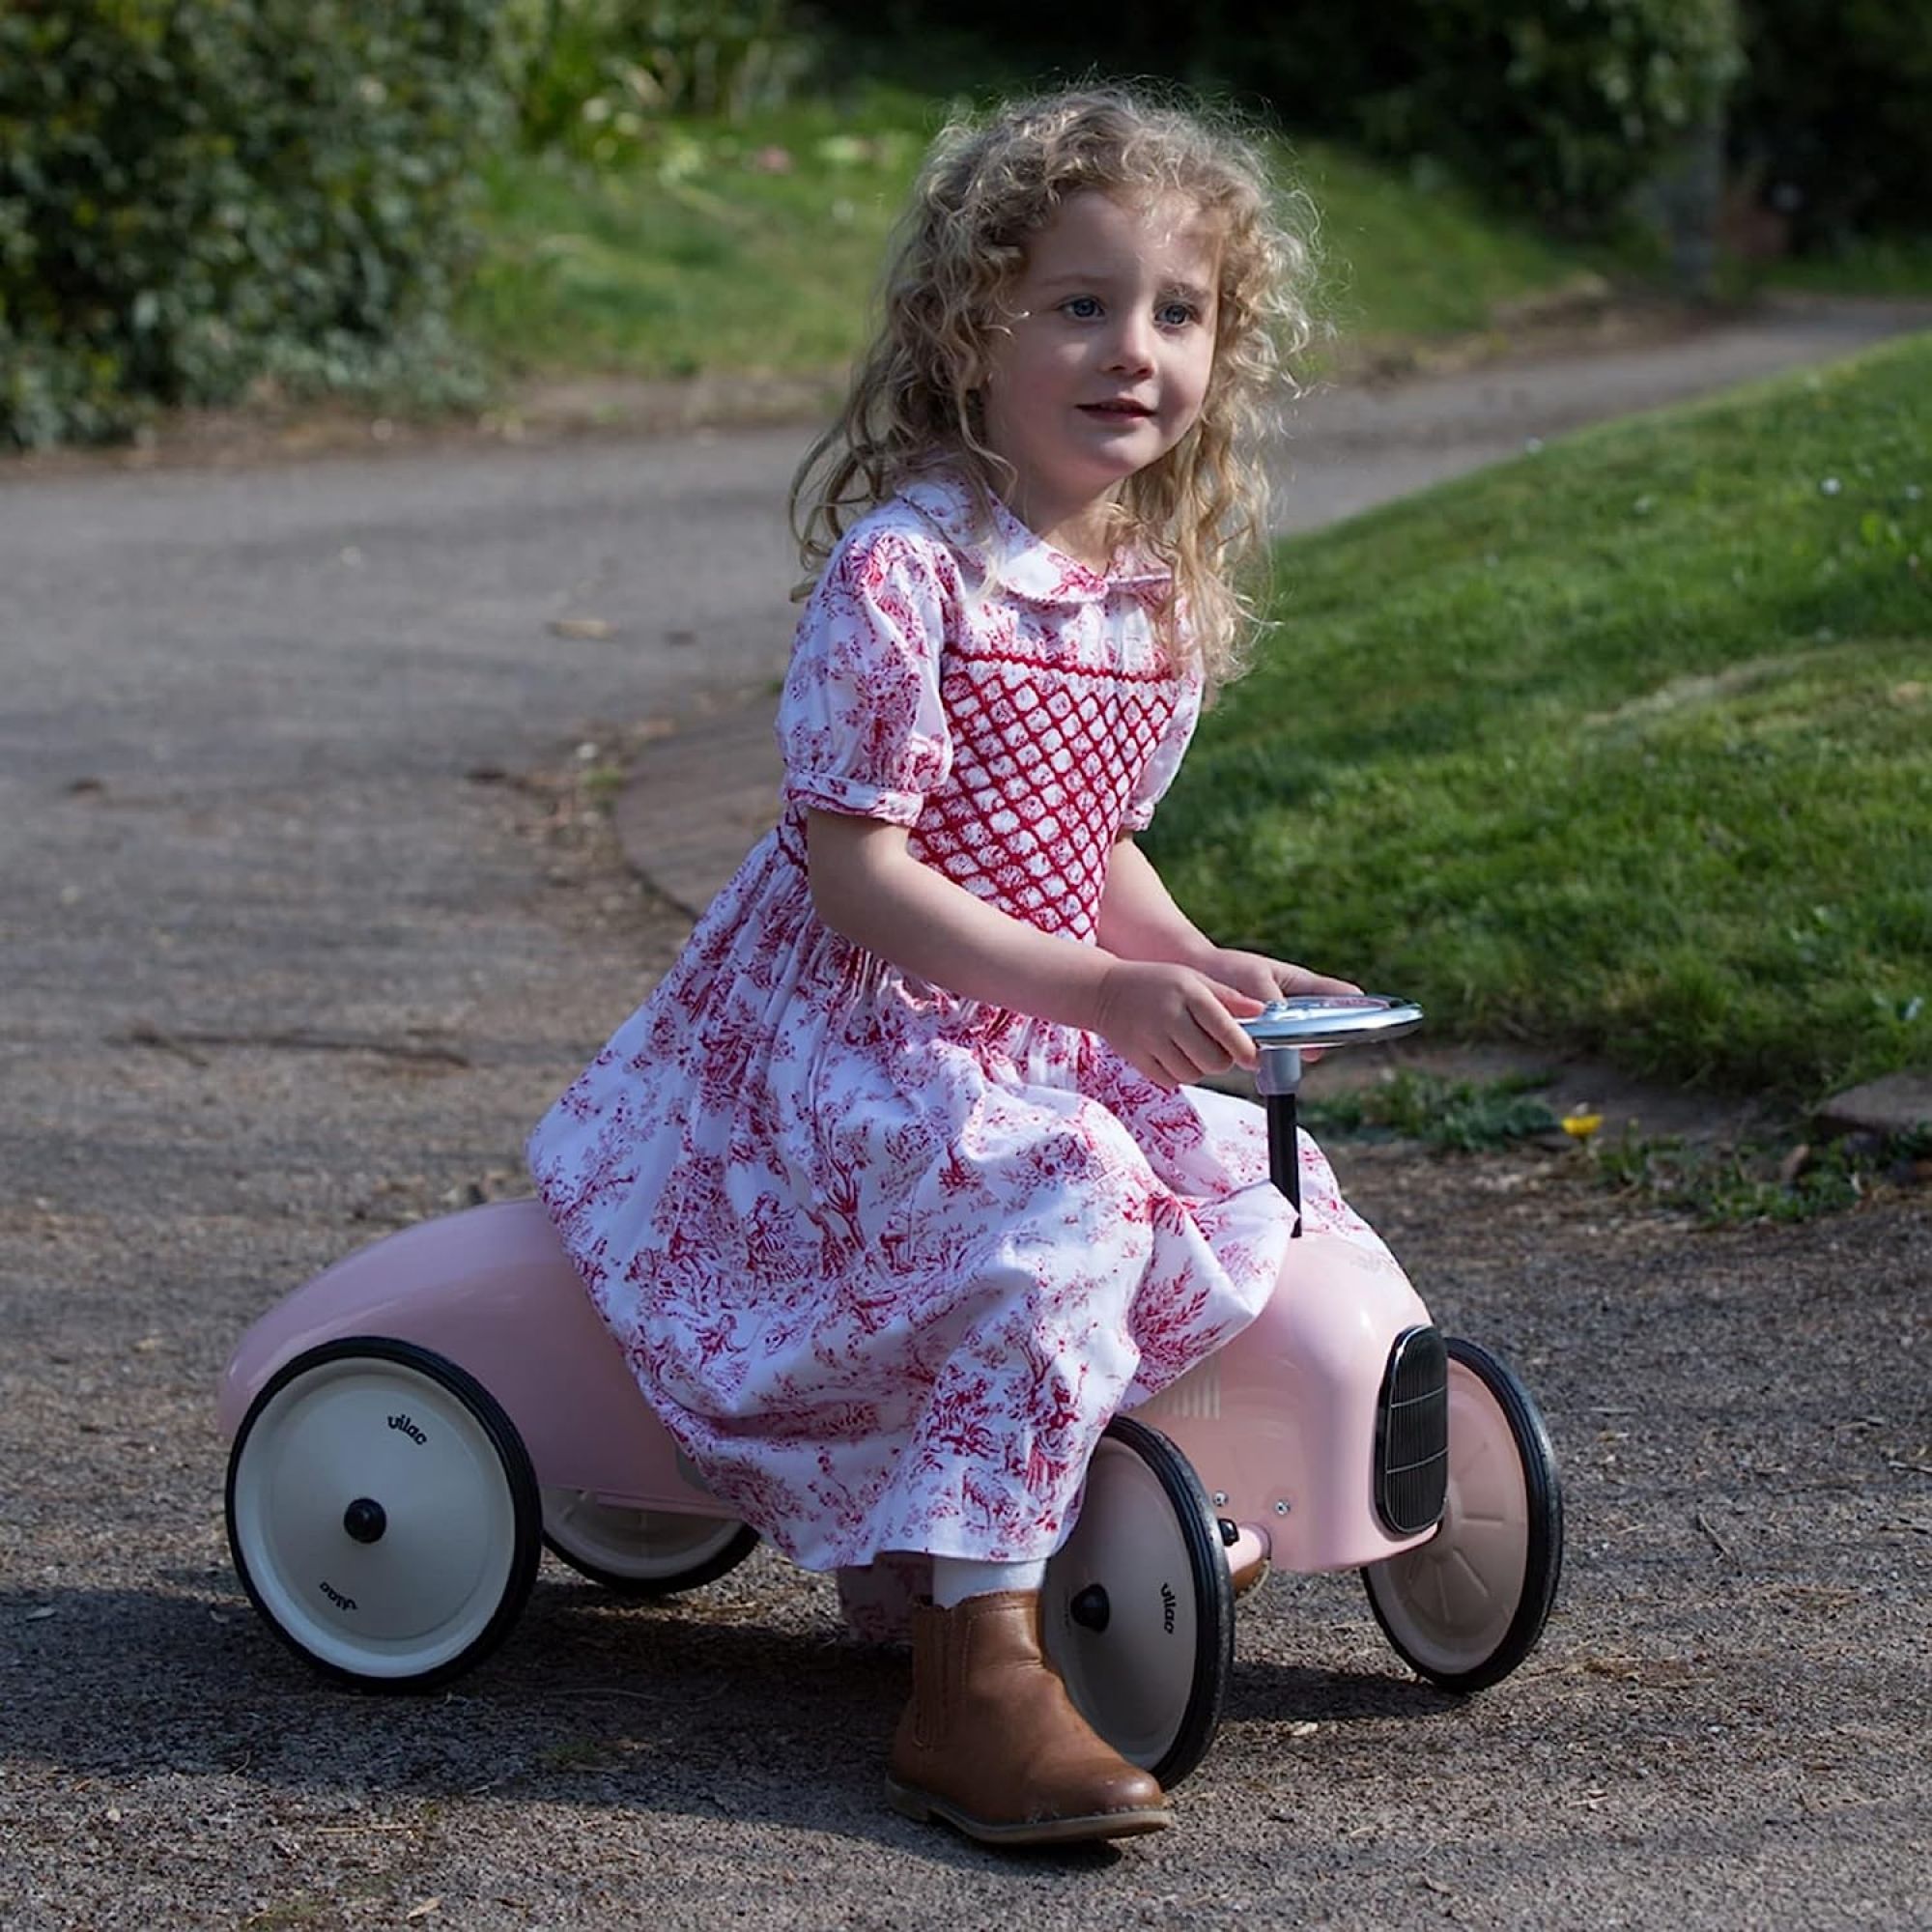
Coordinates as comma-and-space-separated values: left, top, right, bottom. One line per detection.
911, 648, 1176, 942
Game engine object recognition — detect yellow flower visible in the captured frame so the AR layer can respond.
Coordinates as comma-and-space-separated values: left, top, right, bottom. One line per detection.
1561, 1108, 1605, 1141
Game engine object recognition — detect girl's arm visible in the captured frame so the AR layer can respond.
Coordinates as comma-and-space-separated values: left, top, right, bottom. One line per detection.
1097, 834, 1361, 1005
807, 810, 1263, 1089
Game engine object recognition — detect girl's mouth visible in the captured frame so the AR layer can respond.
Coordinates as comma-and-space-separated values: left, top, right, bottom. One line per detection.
1079, 401, 1154, 418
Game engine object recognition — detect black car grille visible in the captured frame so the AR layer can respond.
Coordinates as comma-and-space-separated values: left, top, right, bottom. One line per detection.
1376, 1325, 1448, 1535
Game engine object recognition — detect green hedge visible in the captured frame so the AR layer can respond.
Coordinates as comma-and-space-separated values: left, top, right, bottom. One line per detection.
500, 0, 810, 162
811, 0, 1742, 236
1249, 0, 1741, 235
0, 0, 506, 448
1731, 0, 1932, 249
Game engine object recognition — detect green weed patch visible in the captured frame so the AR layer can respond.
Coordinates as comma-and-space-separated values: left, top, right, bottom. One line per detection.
1591, 1123, 1932, 1227
1301, 1071, 1929, 1227
1301, 1068, 1561, 1151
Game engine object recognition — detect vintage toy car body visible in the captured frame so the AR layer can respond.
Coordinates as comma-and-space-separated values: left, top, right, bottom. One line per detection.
221, 996, 1562, 1784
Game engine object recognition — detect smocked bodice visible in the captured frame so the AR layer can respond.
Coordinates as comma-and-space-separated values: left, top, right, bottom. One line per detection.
776, 473, 1200, 946
903, 642, 1179, 942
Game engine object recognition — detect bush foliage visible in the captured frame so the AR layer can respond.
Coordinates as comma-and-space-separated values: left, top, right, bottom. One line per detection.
1730, 0, 1932, 249
1207, 0, 1740, 236
815, 0, 1741, 236
0, 0, 505, 448
500, 0, 810, 163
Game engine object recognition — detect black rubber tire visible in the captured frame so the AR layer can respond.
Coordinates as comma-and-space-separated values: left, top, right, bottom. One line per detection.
226, 1336, 543, 1691
1362, 1336, 1562, 1692
1042, 1413, 1235, 1788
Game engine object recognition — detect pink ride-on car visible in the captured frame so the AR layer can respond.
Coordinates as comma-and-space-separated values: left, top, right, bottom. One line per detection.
220, 995, 1563, 1788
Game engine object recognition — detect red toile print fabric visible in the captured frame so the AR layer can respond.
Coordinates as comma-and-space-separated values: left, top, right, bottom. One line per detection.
527, 472, 1391, 1574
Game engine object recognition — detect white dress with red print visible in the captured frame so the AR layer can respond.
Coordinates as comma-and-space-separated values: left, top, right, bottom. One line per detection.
526, 471, 1392, 1577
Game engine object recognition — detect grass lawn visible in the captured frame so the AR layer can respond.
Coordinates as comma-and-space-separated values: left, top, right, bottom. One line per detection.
457, 88, 1594, 384
1755, 234, 1932, 301
459, 93, 929, 382
1146, 331, 1932, 1106
1289, 142, 1587, 344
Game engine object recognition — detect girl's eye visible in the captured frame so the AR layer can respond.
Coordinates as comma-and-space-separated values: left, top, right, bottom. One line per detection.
1062, 296, 1102, 320
1157, 300, 1199, 329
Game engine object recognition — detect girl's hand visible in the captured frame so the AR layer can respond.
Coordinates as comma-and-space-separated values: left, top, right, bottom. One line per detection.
1197, 951, 1361, 1065
1200, 949, 1361, 1005
1093, 960, 1264, 1090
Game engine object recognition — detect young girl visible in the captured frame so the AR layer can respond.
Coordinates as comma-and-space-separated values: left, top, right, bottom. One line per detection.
528, 86, 1395, 1846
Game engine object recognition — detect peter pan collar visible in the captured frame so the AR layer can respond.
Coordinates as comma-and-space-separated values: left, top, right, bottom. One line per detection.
898, 470, 1172, 607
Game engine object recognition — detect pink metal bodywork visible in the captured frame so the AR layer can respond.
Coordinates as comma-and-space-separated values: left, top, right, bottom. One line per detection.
221, 1201, 1438, 1571
218, 1200, 716, 1516
1132, 1229, 1436, 1572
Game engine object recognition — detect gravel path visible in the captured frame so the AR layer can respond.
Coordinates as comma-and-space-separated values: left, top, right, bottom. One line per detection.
2, 298, 1928, 1929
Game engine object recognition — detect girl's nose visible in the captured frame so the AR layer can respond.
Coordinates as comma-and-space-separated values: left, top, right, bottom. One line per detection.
1104, 314, 1156, 375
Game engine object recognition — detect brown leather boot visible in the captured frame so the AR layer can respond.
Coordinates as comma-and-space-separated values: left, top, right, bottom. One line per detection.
884, 1590, 1171, 1845
1226, 1523, 1271, 1599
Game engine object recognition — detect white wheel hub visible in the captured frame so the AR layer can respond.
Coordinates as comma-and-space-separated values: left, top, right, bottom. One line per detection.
1043, 1435, 1206, 1771
1368, 1356, 1530, 1676
541, 1491, 748, 1579
230, 1353, 523, 1680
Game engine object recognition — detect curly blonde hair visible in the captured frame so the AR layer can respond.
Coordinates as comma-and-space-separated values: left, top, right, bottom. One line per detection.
788, 85, 1316, 688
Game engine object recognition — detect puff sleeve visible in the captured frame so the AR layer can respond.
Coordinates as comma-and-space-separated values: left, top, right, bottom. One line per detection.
778, 526, 953, 826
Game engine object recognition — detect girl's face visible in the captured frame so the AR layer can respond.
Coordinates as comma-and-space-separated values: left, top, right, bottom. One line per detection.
977, 188, 1221, 551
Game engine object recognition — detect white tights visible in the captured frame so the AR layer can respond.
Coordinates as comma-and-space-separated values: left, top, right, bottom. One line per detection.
931, 1555, 1049, 1607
